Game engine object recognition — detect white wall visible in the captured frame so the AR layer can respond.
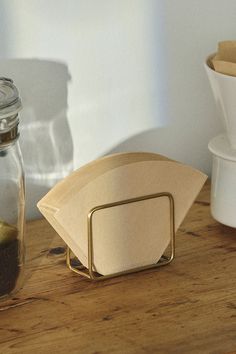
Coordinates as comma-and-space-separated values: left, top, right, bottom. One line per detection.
1, 0, 162, 164
0, 0, 235, 218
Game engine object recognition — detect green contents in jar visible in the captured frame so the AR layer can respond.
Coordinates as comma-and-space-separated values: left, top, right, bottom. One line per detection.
0, 220, 20, 297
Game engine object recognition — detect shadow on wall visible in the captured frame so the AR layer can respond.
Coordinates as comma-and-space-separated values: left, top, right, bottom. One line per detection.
0, 59, 74, 220
106, 124, 212, 176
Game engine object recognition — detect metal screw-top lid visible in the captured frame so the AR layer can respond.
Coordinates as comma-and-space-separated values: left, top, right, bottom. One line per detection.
0, 77, 22, 133
0, 78, 22, 146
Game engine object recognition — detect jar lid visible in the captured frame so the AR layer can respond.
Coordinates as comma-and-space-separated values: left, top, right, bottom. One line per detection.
208, 134, 236, 162
0, 78, 22, 132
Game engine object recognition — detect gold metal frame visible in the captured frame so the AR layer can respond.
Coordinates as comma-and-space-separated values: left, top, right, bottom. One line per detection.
66, 192, 175, 281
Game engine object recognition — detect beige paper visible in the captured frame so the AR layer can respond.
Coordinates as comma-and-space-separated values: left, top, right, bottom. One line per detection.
212, 60, 236, 77
38, 152, 207, 275
212, 41, 236, 76
218, 41, 236, 62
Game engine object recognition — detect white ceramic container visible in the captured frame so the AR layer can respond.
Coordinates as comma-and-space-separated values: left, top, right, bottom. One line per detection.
205, 54, 236, 150
209, 134, 236, 227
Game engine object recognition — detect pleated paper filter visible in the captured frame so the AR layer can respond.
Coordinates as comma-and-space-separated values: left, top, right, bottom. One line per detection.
37, 152, 207, 275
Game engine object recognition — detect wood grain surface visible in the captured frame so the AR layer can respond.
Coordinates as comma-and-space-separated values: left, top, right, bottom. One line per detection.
0, 181, 235, 354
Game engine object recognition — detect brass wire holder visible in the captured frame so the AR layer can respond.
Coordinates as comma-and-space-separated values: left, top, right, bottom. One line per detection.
66, 192, 175, 281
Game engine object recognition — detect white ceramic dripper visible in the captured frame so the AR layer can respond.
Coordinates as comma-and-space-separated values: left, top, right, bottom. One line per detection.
205, 54, 236, 150
208, 134, 236, 228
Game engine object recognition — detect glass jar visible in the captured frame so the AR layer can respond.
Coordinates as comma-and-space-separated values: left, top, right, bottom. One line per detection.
0, 77, 25, 299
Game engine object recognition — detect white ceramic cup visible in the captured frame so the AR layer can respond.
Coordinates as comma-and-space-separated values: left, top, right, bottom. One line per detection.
209, 134, 236, 227
205, 54, 236, 150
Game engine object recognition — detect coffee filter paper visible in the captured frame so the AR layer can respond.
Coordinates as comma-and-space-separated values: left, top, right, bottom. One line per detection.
211, 41, 236, 76
38, 152, 207, 275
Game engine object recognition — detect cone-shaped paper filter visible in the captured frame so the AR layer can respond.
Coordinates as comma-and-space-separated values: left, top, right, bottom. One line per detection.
38, 152, 207, 275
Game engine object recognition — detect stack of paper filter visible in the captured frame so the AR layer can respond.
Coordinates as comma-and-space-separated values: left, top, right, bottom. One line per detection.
205, 41, 236, 227
37, 152, 207, 276
210, 41, 236, 76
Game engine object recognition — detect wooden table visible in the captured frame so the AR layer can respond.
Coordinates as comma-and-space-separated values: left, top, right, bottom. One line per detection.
0, 182, 235, 354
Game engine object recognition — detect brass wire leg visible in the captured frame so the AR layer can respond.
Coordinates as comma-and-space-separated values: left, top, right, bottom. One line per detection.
66, 192, 175, 281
